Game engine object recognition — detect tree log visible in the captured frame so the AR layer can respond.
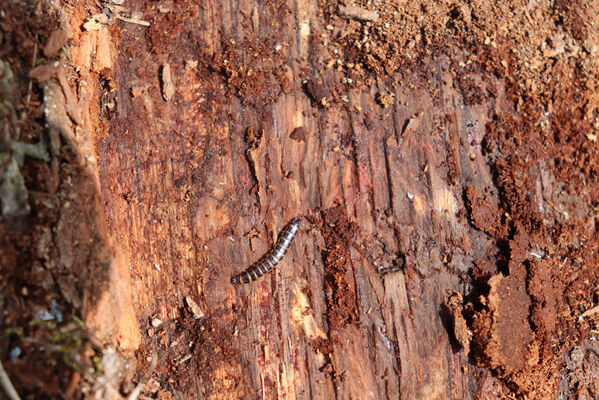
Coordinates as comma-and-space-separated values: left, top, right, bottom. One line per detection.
2, 0, 599, 399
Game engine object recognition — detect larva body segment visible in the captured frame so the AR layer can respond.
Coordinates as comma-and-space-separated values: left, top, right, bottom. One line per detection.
231, 217, 301, 284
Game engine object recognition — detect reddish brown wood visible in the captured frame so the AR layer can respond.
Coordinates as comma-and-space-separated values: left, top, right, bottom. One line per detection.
93, 3, 504, 399
6, 0, 599, 398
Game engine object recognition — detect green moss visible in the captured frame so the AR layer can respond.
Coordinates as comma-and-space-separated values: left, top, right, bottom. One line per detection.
30, 318, 89, 371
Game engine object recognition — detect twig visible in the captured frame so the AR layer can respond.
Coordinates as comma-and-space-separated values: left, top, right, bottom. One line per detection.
177, 354, 192, 364
0, 359, 21, 400
115, 15, 150, 26
126, 352, 157, 400
26, 40, 38, 107
581, 305, 599, 318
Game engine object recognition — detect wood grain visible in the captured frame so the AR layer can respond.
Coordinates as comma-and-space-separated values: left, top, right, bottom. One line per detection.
96, 1, 508, 398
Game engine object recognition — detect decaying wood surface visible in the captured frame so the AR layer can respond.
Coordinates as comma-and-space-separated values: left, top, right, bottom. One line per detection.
87, 1, 597, 399
5, 0, 599, 398
96, 3, 499, 399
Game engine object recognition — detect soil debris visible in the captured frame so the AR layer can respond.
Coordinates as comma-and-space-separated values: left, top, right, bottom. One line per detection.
376, 91, 395, 108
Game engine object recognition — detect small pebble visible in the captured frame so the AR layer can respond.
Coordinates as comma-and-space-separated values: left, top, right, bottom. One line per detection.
10, 347, 21, 363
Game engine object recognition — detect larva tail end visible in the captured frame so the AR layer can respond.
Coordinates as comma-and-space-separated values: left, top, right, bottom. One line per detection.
231, 276, 238, 284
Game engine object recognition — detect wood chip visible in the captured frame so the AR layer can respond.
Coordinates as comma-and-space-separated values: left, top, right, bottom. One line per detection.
185, 296, 205, 319
339, 5, 379, 22
160, 63, 175, 101
158, 4, 171, 13
185, 60, 198, 70
376, 91, 395, 108
83, 13, 109, 31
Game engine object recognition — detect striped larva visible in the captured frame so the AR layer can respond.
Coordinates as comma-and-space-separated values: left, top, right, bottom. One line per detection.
231, 217, 301, 284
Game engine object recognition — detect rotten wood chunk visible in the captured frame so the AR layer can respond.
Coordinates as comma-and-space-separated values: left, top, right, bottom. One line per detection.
28, 62, 58, 82
339, 5, 380, 23
290, 126, 308, 142
43, 28, 72, 57
471, 261, 534, 377
302, 79, 331, 108
445, 291, 471, 353
464, 186, 505, 237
